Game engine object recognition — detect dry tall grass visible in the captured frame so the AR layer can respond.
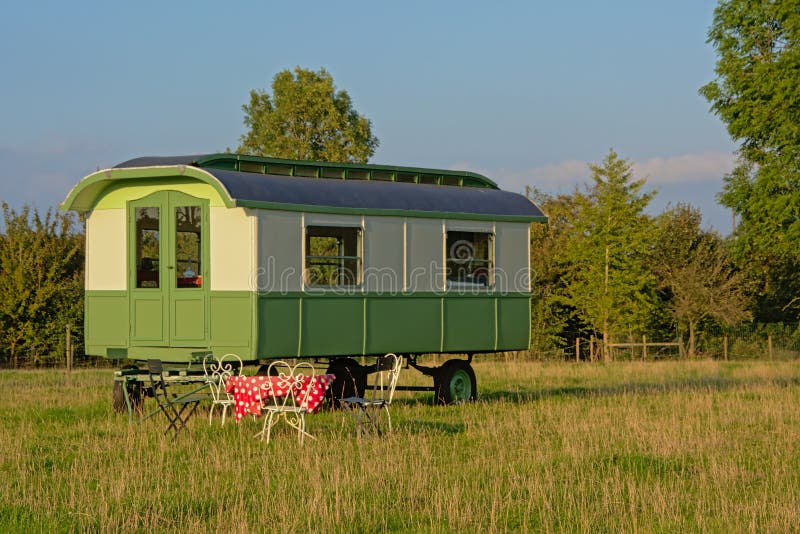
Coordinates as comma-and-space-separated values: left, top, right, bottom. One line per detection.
1, 360, 799, 532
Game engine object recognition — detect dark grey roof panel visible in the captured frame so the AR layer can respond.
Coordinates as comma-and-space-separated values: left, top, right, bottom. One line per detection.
207, 168, 544, 218
112, 155, 544, 218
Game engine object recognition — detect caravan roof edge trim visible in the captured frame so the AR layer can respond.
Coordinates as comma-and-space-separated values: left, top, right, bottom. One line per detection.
60, 166, 236, 212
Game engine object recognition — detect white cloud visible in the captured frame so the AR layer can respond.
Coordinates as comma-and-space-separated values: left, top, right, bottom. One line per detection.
452, 151, 736, 194
632, 152, 736, 185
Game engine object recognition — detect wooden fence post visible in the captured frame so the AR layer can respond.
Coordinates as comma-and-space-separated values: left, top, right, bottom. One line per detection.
590, 335, 595, 362
575, 338, 580, 362
642, 335, 647, 361
723, 336, 728, 361
66, 324, 72, 373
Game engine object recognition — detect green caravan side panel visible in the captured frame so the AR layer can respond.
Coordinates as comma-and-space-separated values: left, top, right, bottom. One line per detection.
300, 297, 364, 356
496, 296, 531, 350
258, 296, 301, 357
365, 296, 441, 354
255, 292, 531, 358
442, 297, 497, 352
85, 291, 128, 356
209, 292, 255, 357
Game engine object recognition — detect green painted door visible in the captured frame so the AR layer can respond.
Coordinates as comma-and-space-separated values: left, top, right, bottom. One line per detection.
129, 191, 210, 347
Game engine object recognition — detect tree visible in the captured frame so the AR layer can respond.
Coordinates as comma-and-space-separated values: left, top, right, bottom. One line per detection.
527, 189, 584, 356
653, 204, 751, 356
238, 67, 379, 163
700, 0, 800, 322
0, 204, 84, 366
560, 150, 657, 361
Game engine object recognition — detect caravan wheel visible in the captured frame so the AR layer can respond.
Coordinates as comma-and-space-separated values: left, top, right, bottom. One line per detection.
435, 360, 477, 405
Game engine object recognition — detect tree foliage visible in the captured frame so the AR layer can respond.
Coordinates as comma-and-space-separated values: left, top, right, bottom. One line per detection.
654, 204, 751, 355
238, 67, 379, 163
562, 150, 656, 360
529, 151, 659, 360
528, 189, 583, 355
701, 0, 800, 322
528, 164, 758, 359
0, 204, 84, 366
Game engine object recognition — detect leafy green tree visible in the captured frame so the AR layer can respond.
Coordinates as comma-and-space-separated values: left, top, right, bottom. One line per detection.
238, 67, 379, 163
561, 150, 656, 361
700, 0, 800, 322
653, 204, 751, 356
528, 189, 584, 356
0, 204, 84, 366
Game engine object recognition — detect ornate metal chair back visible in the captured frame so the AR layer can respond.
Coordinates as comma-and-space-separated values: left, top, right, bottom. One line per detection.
203, 353, 243, 402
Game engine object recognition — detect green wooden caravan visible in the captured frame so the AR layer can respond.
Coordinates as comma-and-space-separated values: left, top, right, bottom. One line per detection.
62, 154, 546, 402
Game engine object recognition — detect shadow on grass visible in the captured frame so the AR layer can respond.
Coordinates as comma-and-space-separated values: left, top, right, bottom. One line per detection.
479, 375, 800, 405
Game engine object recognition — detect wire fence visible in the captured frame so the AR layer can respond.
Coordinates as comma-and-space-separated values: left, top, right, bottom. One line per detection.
522, 323, 800, 362
5, 323, 800, 368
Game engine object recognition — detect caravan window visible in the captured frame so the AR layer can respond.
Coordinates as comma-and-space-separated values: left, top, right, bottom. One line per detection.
446, 231, 494, 287
135, 207, 160, 288
305, 226, 362, 286
175, 206, 202, 288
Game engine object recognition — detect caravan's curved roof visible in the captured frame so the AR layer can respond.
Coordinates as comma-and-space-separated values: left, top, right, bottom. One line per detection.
62, 154, 546, 222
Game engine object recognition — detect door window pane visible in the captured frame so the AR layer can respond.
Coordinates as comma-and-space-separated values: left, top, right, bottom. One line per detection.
136, 207, 160, 288
175, 206, 202, 288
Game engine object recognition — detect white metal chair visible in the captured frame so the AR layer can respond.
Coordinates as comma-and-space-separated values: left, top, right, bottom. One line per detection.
203, 353, 243, 426
340, 353, 402, 436
255, 361, 317, 445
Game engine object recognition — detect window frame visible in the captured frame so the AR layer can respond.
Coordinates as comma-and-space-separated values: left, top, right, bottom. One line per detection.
445, 230, 495, 289
303, 225, 364, 288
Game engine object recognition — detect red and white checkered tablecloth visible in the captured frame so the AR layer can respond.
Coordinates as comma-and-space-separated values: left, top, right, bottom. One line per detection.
225, 374, 335, 422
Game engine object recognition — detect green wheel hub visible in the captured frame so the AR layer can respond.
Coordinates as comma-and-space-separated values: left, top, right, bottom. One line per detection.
448, 369, 473, 402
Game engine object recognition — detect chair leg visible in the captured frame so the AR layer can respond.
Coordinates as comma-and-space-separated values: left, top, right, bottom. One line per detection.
384, 405, 392, 433
347, 404, 380, 437
164, 403, 184, 435
174, 401, 200, 435
298, 414, 305, 446
208, 403, 215, 426
266, 412, 278, 444
256, 413, 268, 440
259, 412, 277, 443
353, 405, 365, 437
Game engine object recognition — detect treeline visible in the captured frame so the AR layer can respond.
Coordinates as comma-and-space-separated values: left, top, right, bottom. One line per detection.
529, 150, 762, 360
0, 152, 795, 366
0, 203, 84, 367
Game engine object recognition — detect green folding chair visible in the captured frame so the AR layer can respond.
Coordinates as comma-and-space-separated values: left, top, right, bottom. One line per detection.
146, 359, 208, 436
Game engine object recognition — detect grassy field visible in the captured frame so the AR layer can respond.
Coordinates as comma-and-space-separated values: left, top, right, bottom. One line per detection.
1, 359, 799, 533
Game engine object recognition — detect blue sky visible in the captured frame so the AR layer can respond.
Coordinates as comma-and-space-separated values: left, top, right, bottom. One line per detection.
0, 1, 736, 231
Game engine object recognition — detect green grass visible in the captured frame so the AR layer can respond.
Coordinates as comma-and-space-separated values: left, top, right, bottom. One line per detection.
1, 360, 799, 532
